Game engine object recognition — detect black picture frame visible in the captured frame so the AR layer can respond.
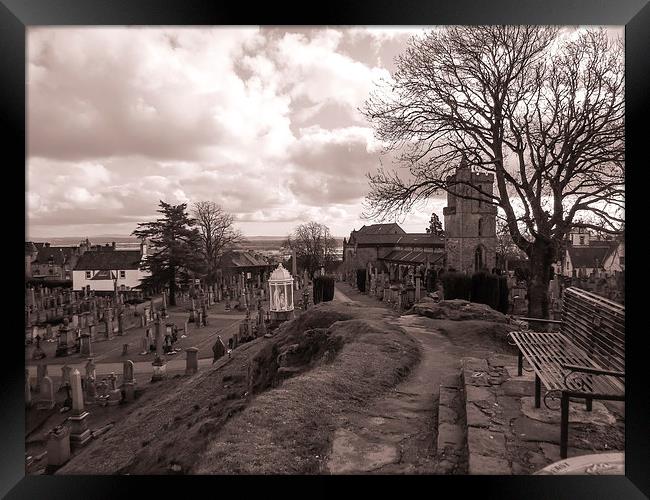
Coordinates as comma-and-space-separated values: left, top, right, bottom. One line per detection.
2, 0, 648, 497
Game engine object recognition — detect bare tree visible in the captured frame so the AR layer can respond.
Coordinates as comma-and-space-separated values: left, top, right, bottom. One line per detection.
362, 26, 624, 318
191, 201, 244, 284
285, 222, 337, 276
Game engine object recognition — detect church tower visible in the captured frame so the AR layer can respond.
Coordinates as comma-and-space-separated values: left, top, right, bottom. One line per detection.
443, 157, 497, 273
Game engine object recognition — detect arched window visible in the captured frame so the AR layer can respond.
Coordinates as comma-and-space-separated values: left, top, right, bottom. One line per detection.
478, 218, 483, 237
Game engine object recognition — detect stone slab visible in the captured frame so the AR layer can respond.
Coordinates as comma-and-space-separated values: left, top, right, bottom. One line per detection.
520, 397, 616, 426
466, 385, 496, 403
461, 357, 489, 372
438, 422, 464, 448
512, 416, 560, 444
466, 403, 491, 429
469, 454, 511, 475
501, 379, 535, 397
467, 427, 507, 458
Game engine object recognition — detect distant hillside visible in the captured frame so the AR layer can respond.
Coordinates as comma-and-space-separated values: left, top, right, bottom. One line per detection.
30, 236, 344, 249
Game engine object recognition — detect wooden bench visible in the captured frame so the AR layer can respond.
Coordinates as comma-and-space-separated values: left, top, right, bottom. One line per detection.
508, 287, 624, 459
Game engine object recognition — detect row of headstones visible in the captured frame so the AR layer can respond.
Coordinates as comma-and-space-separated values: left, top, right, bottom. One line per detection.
26, 294, 125, 327
346, 266, 423, 311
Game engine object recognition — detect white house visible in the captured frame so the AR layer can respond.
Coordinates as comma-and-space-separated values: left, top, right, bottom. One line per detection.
72, 243, 149, 292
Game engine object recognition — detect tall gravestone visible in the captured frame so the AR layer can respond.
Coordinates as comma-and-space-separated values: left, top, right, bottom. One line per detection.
68, 369, 91, 448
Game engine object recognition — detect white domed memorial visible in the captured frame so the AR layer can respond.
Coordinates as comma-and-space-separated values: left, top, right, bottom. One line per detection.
268, 263, 295, 324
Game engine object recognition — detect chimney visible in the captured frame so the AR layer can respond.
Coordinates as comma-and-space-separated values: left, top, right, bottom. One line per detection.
140, 241, 147, 257
112, 241, 116, 250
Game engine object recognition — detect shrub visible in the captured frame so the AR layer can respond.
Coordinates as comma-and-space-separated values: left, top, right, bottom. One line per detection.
497, 275, 509, 314
356, 269, 367, 293
425, 269, 437, 293
441, 271, 471, 300
313, 276, 335, 304
471, 271, 500, 310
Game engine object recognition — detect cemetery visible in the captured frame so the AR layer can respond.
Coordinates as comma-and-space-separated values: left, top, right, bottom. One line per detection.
24, 265, 625, 474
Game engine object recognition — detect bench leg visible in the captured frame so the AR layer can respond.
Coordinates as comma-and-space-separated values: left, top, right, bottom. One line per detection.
586, 397, 593, 411
560, 392, 569, 459
517, 351, 523, 377
534, 374, 541, 408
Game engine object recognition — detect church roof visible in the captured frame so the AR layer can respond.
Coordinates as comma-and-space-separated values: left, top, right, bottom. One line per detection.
348, 233, 444, 247
356, 223, 406, 235
380, 250, 445, 265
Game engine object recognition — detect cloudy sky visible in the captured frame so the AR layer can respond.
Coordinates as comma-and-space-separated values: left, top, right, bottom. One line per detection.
26, 26, 443, 239
26, 26, 622, 239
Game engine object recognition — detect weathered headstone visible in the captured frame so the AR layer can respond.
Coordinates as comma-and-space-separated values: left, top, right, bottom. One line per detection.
47, 425, 70, 467
122, 360, 136, 402
80, 333, 93, 356
59, 365, 72, 392
25, 369, 32, 408
185, 347, 199, 375
38, 376, 55, 410
68, 369, 91, 448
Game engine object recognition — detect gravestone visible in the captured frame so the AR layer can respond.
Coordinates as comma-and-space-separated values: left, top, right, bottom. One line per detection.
68, 369, 91, 448
38, 376, 55, 410
36, 363, 48, 392
80, 333, 93, 356
25, 369, 32, 408
122, 360, 136, 402
46, 425, 70, 467
185, 347, 199, 375
59, 365, 73, 392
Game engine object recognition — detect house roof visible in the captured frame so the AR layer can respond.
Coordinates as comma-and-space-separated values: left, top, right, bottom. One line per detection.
25, 242, 38, 255
90, 270, 117, 280
567, 246, 611, 269
220, 250, 273, 269
356, 223, 406, 235
380, 250, 445, 265
74, 250, 142, 270
34, 246, 77, 266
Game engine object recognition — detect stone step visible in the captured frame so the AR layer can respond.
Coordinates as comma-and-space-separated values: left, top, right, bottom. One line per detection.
434, 371, 469, 474
461, 356, 513, 475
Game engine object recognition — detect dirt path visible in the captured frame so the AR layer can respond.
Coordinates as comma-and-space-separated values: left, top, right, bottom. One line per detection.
325, 314, 465, 473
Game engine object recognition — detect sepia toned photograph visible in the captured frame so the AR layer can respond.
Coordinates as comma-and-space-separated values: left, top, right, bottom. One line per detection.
24, 24, 626, 477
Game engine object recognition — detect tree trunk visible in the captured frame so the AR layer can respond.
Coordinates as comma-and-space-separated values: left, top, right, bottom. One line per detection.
527, 239, 554, 319
169, 266, 177, 307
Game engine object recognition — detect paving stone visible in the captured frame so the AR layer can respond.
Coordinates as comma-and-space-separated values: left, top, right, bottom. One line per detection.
461, 357, 489, 372
463, 370, 491, 387
467, 427, 507, 458
437, 422, 464, 447
539, 442, 561, 463
469, 454, 511, 475
440, 373, 461, 389
500, 379, 535, 397
488, 354, 516, 368
512, 416, 560, 444
466, 385, 495, 403
466, 404, 490, 428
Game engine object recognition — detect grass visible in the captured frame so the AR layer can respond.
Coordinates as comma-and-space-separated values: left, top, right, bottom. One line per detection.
193, 304, 420, 474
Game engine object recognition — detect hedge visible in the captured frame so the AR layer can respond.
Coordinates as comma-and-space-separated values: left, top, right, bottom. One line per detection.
313, 276, 335, 304
356, 269, 367, 293
441, 271, 471, 300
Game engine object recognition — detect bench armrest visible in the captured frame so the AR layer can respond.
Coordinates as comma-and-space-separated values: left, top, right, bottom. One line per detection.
561, 363, 625, 379
511, 316, 563, 325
